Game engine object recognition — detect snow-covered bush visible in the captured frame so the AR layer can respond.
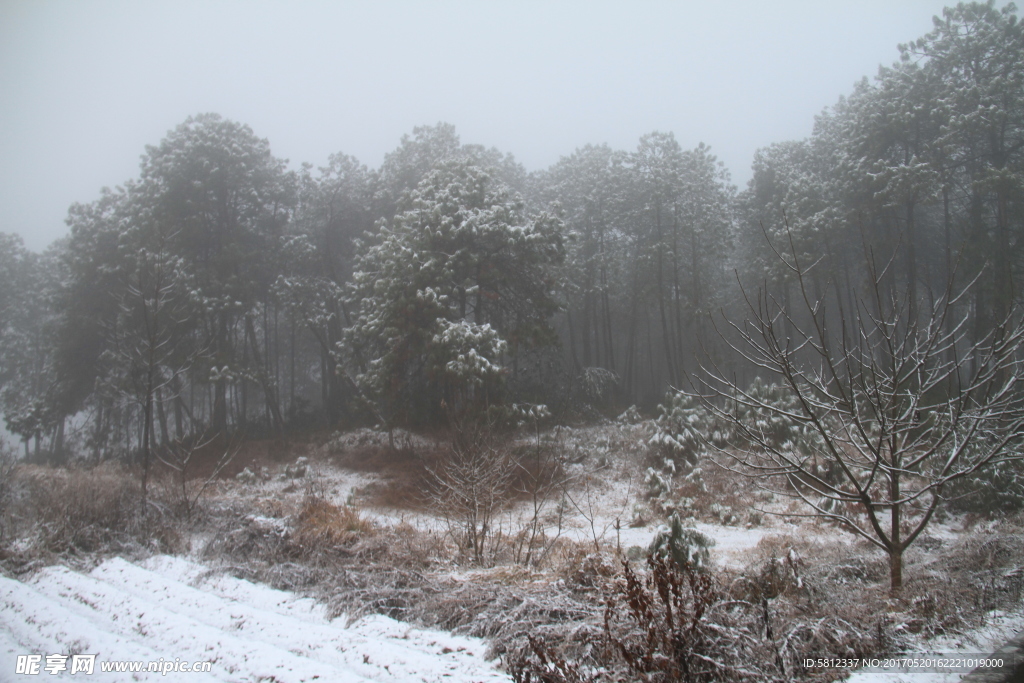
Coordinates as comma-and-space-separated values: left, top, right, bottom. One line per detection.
616, 404, 643, 424
652, 379, 828, 465
732, 377, 803, 449
428, 420, 518, 565
576, 367, 620, 413
510, 551, 790, 682
940, 436, 1024, 512
644, 464, 674, 501
649, 391, 713, 468
707, 502, 739, 526
646, 392, 713, 508
284, 457, 309, 479
648, 513, 715, 571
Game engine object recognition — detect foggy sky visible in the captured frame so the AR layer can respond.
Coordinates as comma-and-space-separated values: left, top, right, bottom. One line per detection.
1, 0, 967, 252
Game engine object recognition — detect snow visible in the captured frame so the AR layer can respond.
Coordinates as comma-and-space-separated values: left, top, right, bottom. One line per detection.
6, 423, 1020, 681
0, 555, 510, 682
844, 610, 1024, 683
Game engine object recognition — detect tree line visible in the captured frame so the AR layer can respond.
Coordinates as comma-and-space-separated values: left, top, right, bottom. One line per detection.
0, 1, 1021, 465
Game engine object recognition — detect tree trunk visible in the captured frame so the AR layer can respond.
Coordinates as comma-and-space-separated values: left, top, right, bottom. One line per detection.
245, 314, 283, 432
889, 547, 903, 592
212, 311, 229, 437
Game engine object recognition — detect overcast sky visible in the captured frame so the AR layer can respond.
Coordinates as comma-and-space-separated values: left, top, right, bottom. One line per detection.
1, 0, 976, 252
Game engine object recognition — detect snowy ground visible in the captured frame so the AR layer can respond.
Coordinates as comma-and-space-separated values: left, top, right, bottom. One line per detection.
845, 609, 1024, 683
3, 424, 1023, 681
0, 554, 510, 682
4, 551, 1020, 682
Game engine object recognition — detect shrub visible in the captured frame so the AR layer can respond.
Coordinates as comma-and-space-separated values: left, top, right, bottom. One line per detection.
648, 514, 715, 572
650, 393, 713, 468
0, 444, 16, 542
652, 380, 830, 463
427, 423, 518, 565
938, 431, 1024, 513
510, 555, 785, 682
577, 367, 621, 414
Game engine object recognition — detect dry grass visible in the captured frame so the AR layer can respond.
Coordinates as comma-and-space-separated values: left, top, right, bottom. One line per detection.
1, 463, 183, 571
4, 422, 1022, 682
292, 497, 375, 550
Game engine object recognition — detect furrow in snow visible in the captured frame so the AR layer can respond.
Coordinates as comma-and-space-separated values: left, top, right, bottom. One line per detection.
27, 564, 368, 683
0, 573, 215, 682
138, 555, 328, 624
91, 556, 509, 683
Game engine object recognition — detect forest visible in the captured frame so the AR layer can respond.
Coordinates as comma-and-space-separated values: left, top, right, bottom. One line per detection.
2, 3, 1021, 463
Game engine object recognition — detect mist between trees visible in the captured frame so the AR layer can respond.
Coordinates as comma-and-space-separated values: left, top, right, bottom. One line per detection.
0, 2, 1021, 482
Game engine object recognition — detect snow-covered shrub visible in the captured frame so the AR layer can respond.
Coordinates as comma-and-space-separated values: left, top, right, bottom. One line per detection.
708, 502, 739, 526
236, 467, 257, 484
648, 513, 715, 571
646, 392, 714, 510
284, 457, 308, 479
428, 423, 518, 565
576, 367, 620, 412
644, 464, 673, 502
510, 552, 788, 681
731, 378, 800, 447
912, 418, 1024, 513
649, 391, 713, 468
730, 377, 829, 456
604, 555, 738, 679
616, 404, 643, 424
654, 380, 827, 462
942, 451, 1024, 513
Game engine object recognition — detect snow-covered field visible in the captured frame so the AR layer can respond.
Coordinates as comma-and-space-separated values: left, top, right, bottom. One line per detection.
0, 554, 510, 682
4, 550, 1020, 683
3, 424, 1023, 682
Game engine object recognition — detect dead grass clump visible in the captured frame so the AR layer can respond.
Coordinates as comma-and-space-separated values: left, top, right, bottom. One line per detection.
367, 522, 448, 568
201, 512, 290, 565
8, 463, 182, 557
253, 497, 295, 518
950, 532, 1024, 573
0, 446, 17, 539
540, 538, 592, 578
896, 577, 974, 637
510, 556, 798, 682
565, 552, 619, 590
292, 497, 374, 552
23, 464, 137, 550
752, 534, 886, 591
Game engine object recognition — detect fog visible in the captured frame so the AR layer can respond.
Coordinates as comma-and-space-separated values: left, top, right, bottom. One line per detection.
2, 0, 961, 251
2, 4, 1024, 652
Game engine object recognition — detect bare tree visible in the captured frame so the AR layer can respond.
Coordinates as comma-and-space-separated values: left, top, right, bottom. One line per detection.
156, 435, 238, 523
428, 412, 518, 565
510, 405, 568, 567
695, 228, 1024, 591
